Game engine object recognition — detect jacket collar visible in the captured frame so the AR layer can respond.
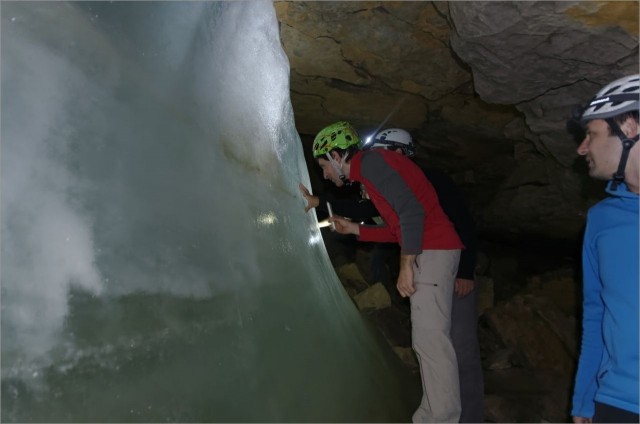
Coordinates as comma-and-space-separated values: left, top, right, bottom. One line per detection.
606, 181, 639, 198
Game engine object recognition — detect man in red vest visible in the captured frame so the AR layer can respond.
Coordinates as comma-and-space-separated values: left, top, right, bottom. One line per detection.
310, 121, 464, 423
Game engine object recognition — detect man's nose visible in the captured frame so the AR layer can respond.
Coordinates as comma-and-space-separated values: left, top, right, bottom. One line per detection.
576, 137, 589, 156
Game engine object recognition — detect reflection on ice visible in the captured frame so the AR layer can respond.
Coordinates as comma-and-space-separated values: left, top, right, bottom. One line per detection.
256, 211, 278, 226
308, 231, 325, 246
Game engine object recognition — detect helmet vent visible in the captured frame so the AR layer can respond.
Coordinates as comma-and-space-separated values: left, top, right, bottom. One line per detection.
604, 85, 621, 95
311, 121, 361, 158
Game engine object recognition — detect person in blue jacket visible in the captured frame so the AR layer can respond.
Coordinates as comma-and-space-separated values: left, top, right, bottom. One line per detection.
571, 74, 639, 423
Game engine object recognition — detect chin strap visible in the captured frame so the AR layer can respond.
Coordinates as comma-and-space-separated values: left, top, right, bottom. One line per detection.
606, 118, 639, 191
325, 151, 351, 184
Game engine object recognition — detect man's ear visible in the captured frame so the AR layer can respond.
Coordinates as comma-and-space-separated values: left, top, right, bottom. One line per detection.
330, 150, 342, 161
621, 116, 639, 138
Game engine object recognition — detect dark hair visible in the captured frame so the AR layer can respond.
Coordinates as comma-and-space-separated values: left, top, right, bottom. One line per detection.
566, 105, 586, 143
342, 145, 360, 162
613, 110, 639, 125
609, 111, 639, 136
318, 145, 360, 163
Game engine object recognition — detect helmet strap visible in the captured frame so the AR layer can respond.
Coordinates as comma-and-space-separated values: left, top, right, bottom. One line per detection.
606, 118, 639, 191
325, 151, 348, 183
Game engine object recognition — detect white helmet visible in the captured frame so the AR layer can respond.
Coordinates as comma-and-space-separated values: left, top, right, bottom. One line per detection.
364, 128, 415, 157
581, 74, 639, 124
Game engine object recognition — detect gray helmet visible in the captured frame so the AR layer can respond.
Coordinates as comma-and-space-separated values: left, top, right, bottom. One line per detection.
580, 74, 640, 191
581, 74, 639, 124
363, 128, 415, 157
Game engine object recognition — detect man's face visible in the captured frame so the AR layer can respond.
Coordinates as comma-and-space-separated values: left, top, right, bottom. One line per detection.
577, 119, 622, 180
317, 157, 344, 187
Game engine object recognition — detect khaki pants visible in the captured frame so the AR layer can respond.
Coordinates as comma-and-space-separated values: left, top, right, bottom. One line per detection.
411, 249, 461, 423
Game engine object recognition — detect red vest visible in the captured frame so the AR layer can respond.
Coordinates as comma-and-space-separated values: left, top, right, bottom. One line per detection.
349, 150, 463, 254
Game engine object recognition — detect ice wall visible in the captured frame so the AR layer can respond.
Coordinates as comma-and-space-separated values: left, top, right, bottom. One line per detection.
1, 2, 418, 422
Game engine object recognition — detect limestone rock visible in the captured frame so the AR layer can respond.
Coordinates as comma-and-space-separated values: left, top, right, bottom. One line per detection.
486, 348, 512, 370
277, 0, 638, 260
526, 267, 580, 316
449, 1, 638, 104
275, 1, 472, 135
484, 369, 571, 422
480, 155, 590, 242
368, 305, 412, 347
448, 1, 638, 169
335, 262, 369, 295
392, 346, 419, 371
354, 282, 391, 311
476, 275, 494, 315
484, 294, 575, 372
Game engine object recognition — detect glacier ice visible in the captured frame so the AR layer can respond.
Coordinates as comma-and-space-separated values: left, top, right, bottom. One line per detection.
0, 2, 419, 421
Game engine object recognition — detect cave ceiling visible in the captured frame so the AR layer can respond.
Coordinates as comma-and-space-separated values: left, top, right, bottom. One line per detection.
274, 1, 639, 246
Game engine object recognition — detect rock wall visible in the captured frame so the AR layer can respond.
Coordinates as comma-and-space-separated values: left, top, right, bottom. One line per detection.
275, 0, 639, 245
447, 1, 638, 241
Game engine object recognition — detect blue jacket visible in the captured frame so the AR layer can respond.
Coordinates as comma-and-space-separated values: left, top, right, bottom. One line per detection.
571, 182, 639, 417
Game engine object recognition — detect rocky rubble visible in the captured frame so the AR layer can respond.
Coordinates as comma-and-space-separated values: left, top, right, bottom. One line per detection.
324, 228, 582, 422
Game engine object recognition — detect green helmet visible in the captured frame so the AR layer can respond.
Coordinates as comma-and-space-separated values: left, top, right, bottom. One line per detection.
312, 121, 361, 158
